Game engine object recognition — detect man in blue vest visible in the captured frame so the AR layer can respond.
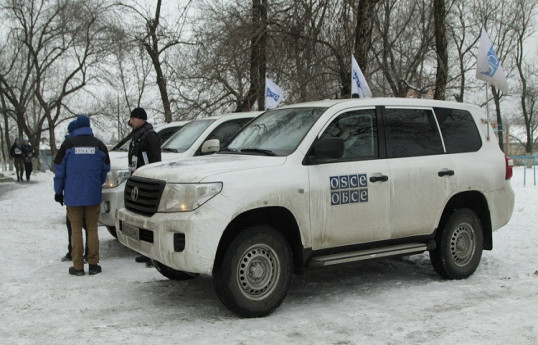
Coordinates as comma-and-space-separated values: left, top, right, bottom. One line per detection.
54, 115, 110, 276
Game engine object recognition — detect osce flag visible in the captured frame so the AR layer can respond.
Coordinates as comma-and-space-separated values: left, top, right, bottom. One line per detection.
265, 78, 284, 109
476, 28, 508, 93
351, 54, 372, 98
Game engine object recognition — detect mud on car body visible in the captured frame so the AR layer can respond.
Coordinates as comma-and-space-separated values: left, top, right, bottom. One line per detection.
117, 98, 515, 317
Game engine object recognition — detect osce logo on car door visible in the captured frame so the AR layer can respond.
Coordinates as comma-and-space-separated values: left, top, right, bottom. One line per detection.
330, 174, 368, 206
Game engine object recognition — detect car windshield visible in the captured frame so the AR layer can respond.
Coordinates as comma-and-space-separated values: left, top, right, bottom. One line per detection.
161, 119, 216, 153
225, 107, 327, 156
115, 138, 131, 151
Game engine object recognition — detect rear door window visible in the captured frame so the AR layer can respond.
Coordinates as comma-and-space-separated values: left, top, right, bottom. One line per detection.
384, 108, 444, 158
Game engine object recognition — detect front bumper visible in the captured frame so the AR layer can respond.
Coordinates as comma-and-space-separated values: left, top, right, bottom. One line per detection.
99, 182, 126, 227
116, 204, 229, 275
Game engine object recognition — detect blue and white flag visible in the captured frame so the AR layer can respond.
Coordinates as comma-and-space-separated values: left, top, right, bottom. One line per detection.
265, 78, 284, 109
351, 54, 372, 98
476, 28, 508, 93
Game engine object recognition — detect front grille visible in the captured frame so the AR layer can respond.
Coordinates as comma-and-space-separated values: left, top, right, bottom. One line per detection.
124, 176, 166, 216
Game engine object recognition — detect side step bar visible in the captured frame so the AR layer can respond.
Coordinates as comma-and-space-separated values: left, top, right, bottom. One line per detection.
307, 243, 429, 268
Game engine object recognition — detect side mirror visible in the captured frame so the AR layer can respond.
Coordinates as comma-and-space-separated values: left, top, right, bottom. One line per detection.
313, 137, 344, 161
201, 139, 220, 154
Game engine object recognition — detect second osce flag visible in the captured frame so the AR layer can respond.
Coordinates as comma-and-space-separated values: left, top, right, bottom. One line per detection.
351, 54, 372, 98
265, 78, 284, 109
476, 28, 508, 93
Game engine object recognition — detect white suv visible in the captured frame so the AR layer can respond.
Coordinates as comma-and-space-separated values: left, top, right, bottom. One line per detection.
101, 113, 261, 237
100, 121, 188, 237
117, 98, 515, 317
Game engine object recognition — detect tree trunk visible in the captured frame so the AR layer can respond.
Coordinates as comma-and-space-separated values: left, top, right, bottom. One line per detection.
433, 0, 448, 100
236, 0, 267, 112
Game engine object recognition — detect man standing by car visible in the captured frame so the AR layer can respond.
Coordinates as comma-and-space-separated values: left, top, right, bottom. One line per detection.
128, 107, 161, 264
54, 115, 110, 276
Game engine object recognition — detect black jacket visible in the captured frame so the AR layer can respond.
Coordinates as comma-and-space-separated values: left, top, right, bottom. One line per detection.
128, 122, 161, 172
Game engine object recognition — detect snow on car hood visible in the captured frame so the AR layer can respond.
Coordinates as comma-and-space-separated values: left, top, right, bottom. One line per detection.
132, 154, 286, 183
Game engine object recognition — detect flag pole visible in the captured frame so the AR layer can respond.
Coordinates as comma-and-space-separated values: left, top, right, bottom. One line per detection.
485, 83, 490, 141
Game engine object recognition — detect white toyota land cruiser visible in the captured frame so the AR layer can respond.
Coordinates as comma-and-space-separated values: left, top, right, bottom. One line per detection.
117, 98, 515, 317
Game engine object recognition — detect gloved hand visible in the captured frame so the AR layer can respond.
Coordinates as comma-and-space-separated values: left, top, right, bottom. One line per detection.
54, 194, 64, 206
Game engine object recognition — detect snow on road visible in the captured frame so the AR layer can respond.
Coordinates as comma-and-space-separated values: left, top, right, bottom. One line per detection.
0, 167, 536, 345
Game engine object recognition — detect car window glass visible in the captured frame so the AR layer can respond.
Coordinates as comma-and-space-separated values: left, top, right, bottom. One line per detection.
433, 107, 482, 153
207, 118, 252, 146
321, 109, 377, 160
228, 107, 327, 156
162, 119, 215, 153
385, 108, 444, 158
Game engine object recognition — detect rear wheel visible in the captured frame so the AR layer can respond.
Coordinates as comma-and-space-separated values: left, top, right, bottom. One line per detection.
152, 260, 198, 280
213, 225, 293, 318
430, 208, 483, 279
106, 226, 117, 239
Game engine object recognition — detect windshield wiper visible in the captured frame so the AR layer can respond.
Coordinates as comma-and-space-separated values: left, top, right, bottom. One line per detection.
219, 147, 240, 154
240, 148, 277, 156
161, 148, 178, 153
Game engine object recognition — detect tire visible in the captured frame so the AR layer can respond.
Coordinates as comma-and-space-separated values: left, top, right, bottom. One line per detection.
213, 225, 293, 318
152, 260, 198, 280
106, 226, 118, 239
430, 208, 484, 279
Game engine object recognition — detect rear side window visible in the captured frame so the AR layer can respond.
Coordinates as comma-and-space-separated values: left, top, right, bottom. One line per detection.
384, 108, 444, 158
433, 107, 482, 153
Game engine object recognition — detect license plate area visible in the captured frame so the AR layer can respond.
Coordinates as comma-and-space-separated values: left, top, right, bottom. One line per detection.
121, 222, 140, 241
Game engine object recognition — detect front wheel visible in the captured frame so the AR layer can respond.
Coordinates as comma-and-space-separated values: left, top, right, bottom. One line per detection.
430, 208, 483, 279
152, 260, 198, 280
213, 225, 293, 318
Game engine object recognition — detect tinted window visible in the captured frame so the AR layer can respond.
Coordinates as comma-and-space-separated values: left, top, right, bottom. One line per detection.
161, 119, 215, 153
207, 118, 252, 146
321, 109, 377, 160
434, 107, 482, 153
158, 126, 182, 143
385, 108, 444, 158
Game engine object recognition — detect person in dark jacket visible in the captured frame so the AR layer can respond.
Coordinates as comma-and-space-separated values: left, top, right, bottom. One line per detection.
9, 138, 25, 182
22, 139, 33, 181
60, 120, 89, 263
128, 107, 161, 264
54, 115, 110, 276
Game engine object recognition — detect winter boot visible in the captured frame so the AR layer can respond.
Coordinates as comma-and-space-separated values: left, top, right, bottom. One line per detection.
69, 267, 85, 276
88, 264, 102, 275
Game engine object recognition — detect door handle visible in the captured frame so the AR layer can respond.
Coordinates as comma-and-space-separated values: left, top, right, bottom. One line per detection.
438, 170, 455, 177
369, 175, 388, 183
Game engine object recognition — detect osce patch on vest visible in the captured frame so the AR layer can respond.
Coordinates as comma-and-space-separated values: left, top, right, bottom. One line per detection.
75, 147, 96, 154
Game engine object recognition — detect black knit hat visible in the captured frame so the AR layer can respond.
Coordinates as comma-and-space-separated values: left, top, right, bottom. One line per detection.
130, 107, 147, 120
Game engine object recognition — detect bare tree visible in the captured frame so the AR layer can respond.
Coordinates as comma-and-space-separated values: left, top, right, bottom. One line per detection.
433, 0, 448, 99
116, 0, 193, 123
512, 0, 538, 154
372, 0, 436, 97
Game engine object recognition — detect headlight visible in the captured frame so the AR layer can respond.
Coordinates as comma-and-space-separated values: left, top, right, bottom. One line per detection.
158, 183, 222, 212
102, 169, 131, 189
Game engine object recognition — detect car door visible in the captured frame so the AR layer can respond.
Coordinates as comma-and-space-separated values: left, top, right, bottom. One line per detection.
307, 107, 392, 249
382, 106, 458, 239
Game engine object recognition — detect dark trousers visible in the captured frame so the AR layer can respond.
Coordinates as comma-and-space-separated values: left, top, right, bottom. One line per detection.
66, 215, 88, 259
14, 157, 24, 180
24, 161, 33, 180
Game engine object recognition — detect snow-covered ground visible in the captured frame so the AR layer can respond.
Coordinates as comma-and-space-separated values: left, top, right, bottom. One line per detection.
0, 167, 536, 345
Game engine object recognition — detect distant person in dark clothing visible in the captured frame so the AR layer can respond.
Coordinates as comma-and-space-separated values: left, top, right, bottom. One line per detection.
22, 139, 33, 181
9, 138, 25, 182
128, 107, 161, 264
54, 115, 110, 276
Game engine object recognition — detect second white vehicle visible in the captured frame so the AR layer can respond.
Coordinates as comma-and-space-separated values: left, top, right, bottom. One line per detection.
100, 112, 261, 237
